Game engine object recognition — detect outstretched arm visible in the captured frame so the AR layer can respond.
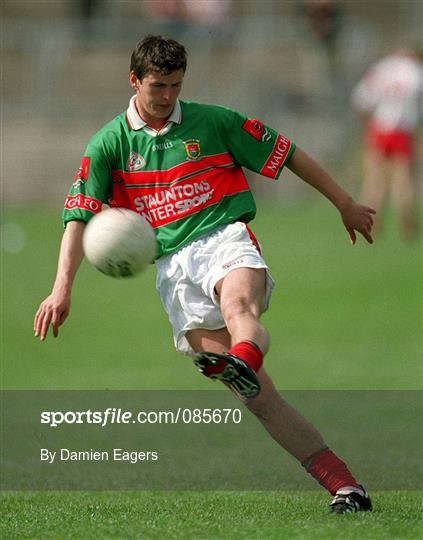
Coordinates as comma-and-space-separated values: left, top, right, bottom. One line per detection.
286, 147, 375, 244
34, 220, 86, 341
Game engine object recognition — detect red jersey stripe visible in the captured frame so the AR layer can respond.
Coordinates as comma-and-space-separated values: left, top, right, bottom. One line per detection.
112, 152, 234, 186
110, 167, 250, 228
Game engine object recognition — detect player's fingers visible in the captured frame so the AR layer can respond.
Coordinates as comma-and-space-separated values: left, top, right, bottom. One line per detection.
361, 229, 374, 244
363, 218, 372, 231
34, 305, 44, 332
52, 307, 69, 336
348, 229, 356, 245
34, 313, 40, 334
34, 308, 44, 336
39, 311, 53, 341
59, 309, 69, 326
51, 313, 60, 338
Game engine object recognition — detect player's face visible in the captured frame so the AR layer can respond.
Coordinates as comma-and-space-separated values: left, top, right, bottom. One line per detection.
130, 70, 184, 119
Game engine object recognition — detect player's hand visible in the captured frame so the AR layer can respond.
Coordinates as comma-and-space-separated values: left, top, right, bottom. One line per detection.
339, 199, 376, 244
34, 291, 71, 341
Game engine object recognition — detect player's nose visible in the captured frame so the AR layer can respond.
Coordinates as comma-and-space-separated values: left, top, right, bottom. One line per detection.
163, 92, 173, 103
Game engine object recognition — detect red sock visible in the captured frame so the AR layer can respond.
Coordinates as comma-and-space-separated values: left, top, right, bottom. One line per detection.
228, 340, 263, 372
302, 448, 361, 495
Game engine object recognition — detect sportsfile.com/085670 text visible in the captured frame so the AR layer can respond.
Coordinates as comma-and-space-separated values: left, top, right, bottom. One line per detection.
40, 408, 242, 428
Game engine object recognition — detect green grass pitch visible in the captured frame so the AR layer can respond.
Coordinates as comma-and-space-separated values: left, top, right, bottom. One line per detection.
2, 491, 422, 539
2, 202, 422, 539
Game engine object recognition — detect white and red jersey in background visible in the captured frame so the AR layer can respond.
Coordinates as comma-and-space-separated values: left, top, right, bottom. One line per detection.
352, 52, 422, 133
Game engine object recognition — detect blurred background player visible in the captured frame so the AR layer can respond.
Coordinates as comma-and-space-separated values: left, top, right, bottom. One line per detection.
352, 46, 422, 240
34, 35, 374, 514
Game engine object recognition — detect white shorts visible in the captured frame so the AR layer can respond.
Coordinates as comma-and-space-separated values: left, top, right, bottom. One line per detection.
155, 221, 275, 356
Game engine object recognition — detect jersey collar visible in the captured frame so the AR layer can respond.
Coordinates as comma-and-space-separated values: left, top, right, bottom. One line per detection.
126, 95, 182, 134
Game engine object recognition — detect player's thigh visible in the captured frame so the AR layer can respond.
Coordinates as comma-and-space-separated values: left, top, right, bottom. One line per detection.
216, 267, 267, 318
186, 327, 231, 354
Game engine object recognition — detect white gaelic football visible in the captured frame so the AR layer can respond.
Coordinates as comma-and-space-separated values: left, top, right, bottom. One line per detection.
83, 208, 157, 278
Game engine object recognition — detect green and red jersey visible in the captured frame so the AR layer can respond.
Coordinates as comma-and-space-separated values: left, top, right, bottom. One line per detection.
63, 98, 296, 258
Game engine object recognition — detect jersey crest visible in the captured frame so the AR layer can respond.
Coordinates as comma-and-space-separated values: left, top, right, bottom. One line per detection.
127, 151, 146, 171
184, 139, 201, 161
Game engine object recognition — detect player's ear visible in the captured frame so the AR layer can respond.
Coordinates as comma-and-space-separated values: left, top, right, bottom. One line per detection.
129, 71, 140, 91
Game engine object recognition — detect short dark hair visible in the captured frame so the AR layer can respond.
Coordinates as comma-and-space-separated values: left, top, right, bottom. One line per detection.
130, 35, 187, 80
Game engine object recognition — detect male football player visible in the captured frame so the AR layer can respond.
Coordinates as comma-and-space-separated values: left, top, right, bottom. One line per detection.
34, 35, 375, 513
352, 46, 422, 239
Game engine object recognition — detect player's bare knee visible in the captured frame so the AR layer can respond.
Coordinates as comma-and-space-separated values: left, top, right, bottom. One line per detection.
221, 295, 259, 323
